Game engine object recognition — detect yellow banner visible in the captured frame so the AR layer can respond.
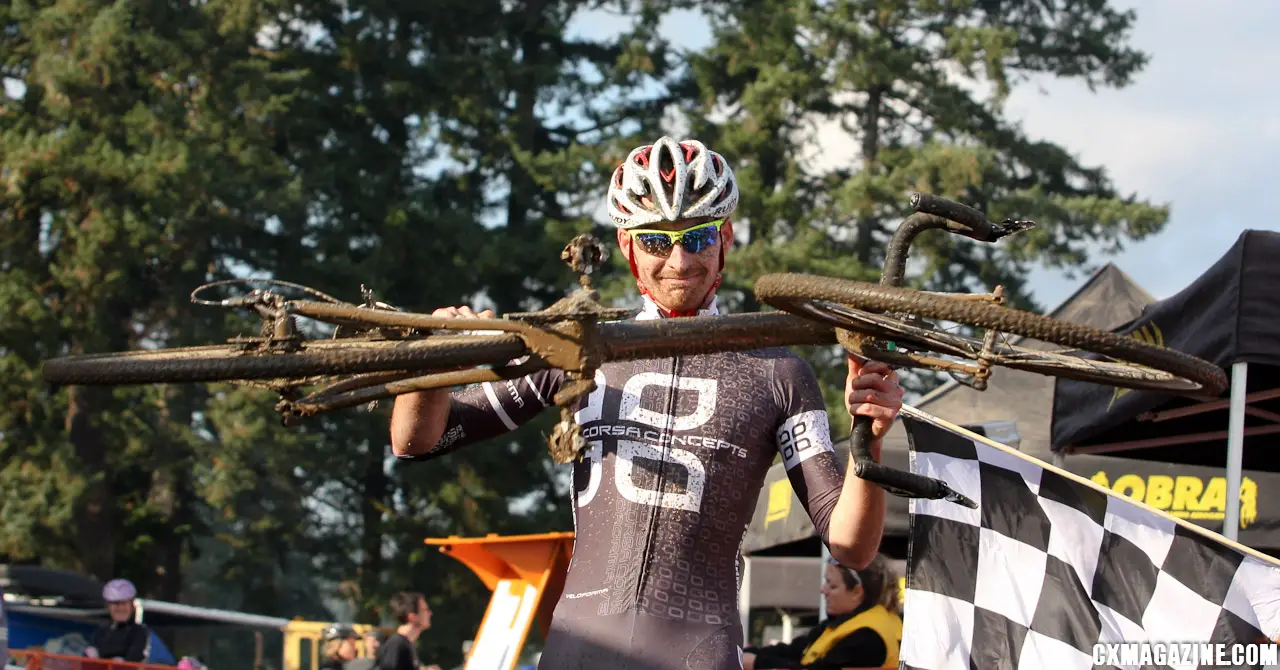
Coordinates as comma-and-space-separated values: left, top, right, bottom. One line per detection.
765, 478, 792, 525
1090, 471, 1257, 528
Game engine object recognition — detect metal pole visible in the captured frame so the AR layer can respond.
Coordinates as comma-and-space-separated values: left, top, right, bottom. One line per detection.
739, 556, 752, 647
1224, 362, 1249, 541
819, 544, 830, 623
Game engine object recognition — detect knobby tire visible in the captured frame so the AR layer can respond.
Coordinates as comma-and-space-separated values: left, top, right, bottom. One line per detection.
42, 335, 529, 385
754, 273, 1228, 396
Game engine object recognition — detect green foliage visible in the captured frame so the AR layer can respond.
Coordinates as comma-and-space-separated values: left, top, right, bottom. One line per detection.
664, 0, 1169, 407
0, 0, 1167, 666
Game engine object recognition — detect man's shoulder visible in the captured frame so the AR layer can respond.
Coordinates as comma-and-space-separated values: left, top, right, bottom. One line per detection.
738, 347, 818, 382
386, 634, 417, 656
383, 633, 413, 648
737, 346, 808, 364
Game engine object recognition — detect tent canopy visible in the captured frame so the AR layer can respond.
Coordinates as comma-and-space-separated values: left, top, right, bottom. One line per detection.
1050, 230, 1280, 470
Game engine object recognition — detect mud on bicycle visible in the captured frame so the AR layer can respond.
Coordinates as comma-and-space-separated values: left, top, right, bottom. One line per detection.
41, 193, 1228, 509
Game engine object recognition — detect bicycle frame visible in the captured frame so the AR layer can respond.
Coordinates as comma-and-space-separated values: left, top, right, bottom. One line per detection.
181, 193, 1033, 505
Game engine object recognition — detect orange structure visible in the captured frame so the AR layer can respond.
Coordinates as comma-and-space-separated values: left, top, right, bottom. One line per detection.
427, 531, 897, 670
9, 650, 174, 670
424, 531, 574, 670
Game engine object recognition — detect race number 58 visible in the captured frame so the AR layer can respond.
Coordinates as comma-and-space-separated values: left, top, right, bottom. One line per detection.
575, 371, 716, 513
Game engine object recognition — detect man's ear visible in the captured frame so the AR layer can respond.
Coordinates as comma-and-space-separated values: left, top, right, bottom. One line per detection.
722, 218, 736, 252
617, 227, 631, 257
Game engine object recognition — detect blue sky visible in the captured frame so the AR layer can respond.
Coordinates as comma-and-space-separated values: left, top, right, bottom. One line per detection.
570, 1, 1276, 311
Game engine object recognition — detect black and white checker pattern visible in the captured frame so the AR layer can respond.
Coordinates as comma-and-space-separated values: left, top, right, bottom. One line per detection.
899, 416, 1280, 670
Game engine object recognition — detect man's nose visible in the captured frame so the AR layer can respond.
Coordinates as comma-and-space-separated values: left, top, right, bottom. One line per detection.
665, 241, 698, 268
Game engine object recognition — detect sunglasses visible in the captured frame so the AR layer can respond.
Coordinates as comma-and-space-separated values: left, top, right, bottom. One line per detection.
628, 219, 725, 257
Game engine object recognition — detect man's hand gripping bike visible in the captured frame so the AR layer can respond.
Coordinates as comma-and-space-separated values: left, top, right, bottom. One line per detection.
41, 194, 1228, 509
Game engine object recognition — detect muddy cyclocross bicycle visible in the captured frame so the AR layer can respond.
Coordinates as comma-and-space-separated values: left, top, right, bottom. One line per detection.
41, 193, 1227, 509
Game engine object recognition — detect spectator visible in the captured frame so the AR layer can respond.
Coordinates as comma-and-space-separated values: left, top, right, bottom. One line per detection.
878, 566, 903, 617
742, 555, 902, 670
345, 630, 386, 670
85, 579, 151, 663
320, 624, 361, 670
374, 592, 439, 670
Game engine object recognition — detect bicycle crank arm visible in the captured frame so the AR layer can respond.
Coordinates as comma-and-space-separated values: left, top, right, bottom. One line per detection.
848, 417, 977, 509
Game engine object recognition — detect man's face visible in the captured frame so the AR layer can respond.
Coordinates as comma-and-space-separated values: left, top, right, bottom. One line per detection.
617, 217, 733, 314
414, 598, 433, 631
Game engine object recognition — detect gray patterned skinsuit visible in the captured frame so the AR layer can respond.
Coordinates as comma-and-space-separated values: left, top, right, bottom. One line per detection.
397, 296, 847, 670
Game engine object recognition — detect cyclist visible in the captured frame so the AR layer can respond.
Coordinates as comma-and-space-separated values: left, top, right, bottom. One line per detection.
85, 578, 151, 663
390, 136, 900, 670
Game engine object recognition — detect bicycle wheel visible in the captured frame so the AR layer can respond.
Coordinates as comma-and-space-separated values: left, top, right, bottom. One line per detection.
42, 334, 529, 386
755, 273, 1228, 396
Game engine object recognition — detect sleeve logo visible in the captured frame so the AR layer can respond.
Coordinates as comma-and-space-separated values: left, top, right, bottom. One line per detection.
777, 410, 834, 470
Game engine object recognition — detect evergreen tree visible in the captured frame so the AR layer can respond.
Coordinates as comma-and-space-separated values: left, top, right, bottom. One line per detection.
666, 0, 1169, 419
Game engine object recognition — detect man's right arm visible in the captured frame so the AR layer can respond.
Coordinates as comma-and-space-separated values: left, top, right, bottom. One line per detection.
390, 369, 560, 461
389, 303, 562, 462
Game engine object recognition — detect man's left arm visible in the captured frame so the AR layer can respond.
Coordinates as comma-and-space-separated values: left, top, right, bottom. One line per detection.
771, 355, 893, 570
829, 356, 898, 569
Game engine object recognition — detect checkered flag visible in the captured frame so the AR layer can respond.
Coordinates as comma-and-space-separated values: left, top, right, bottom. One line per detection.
898, 407, 1280, 670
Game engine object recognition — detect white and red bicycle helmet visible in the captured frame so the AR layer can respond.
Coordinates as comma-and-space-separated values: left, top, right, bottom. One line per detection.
606, 136, 740, 316
606, 136, 739, 229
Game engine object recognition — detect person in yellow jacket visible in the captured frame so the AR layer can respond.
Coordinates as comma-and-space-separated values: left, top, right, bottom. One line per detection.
743, 555, 902, 670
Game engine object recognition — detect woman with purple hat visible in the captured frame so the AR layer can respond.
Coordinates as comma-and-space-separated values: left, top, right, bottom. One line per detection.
84, 578, 151, 663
